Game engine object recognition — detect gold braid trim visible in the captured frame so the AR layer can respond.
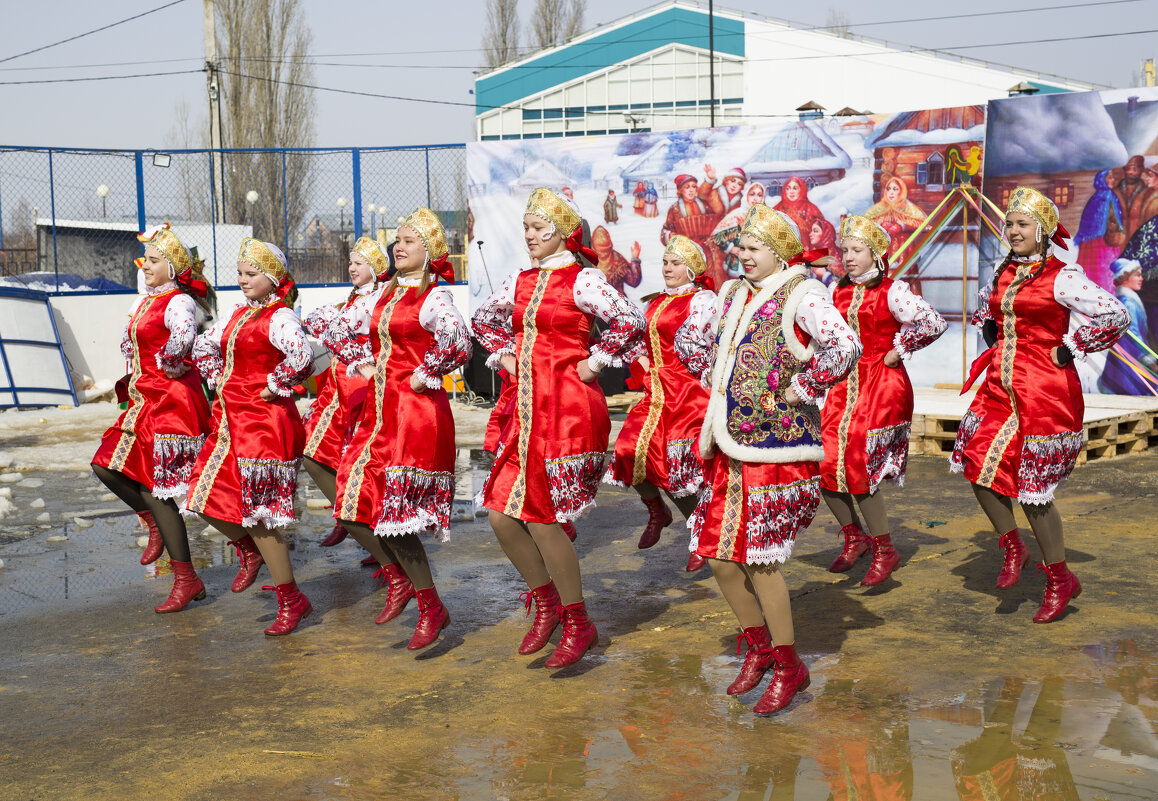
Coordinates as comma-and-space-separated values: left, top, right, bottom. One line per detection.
978, 262, 1032, 486
716, 457, 745, 561
503, 270, 551, 519
834, 285, 865, 492
107, 296, 156, 472
632, 295, 674, 485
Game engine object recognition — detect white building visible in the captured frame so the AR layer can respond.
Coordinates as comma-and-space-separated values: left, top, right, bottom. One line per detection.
474, 1, 1101, 141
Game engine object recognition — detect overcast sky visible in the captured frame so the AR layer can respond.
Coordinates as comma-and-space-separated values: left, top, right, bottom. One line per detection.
0, 0, 1153, 150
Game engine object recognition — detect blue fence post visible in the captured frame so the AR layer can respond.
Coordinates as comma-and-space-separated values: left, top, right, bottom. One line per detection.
352, 148, 362, 239
208, 150, 220, 286
425, 147, 432, 208
281, 150, 289, 247
0, 167, 5, 250
134, 151, 146, 235
48, 149, 59, 292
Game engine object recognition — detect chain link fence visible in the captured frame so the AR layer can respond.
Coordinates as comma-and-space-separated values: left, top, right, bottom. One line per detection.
0, 145, 468, 292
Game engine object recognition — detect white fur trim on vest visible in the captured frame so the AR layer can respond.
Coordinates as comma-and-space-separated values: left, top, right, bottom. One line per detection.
699, 268, 826, 464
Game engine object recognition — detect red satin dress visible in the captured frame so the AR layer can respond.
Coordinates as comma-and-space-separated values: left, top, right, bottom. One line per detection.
333, 284, 462, 539
952, 257, 1088, 504
303, 298, 372, 471
186, 305, 306, 528
481, 264, 613, 524
606, 288, 711, 497
93, 289, 210, 501
820, 277, 943, 495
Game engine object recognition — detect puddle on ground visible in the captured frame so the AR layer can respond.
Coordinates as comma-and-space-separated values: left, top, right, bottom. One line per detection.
286, 654, 1158, 800
0, 450, 496, 615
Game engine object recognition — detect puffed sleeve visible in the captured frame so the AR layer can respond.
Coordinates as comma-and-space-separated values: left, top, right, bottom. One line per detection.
266, 307, 315, 397
1054, 265, 1131, 360
673, 289, 718, 385
573, 267, 646, 370
414, 287, 473, 388
303, 298, 373, 372
192, 311, 230, 389
471, 272, 517, 371
971, 268, 997, 326
789, 285, 862, 405
887, 280, 947, 359
156, 293, 199, 377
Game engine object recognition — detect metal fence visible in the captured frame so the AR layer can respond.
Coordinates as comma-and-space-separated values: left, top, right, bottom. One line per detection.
0, 145, 468, 292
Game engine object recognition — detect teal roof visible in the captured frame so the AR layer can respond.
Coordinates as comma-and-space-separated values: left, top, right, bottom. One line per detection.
475, 6, 745, 115
1026, 81, 1072, 95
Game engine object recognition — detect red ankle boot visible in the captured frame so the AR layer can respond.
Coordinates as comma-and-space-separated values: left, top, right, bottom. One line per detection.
637, 496, 673, 549
1033, 561, 1082, 623
519, 581, 563, 654
727, 625, 775, 695
561, 521, 577, 542
373, 563, 416, 624
408, 588, 450, 649
828, 522, 869, 573
320, 522, 348, 547
545, 601, 598, 668
154, 560, 206, 613
753, 643, 810, 714
139, 510, 164, 565
996, 529, 1029, 588
262, 582, 312, 635
860, 533, 899, 586
230, 534, 264, 592
686, 551, 706, 572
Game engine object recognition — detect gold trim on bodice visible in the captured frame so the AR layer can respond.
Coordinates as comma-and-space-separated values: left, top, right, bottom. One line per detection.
503, 270, 551, 519
632, 294, 675, 485
834, 285, 866, 492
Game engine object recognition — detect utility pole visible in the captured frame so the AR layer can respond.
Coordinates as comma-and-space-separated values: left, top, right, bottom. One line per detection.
1144, 58, 1156, 87
708, 0, 715, 128
204, 0, 225, 225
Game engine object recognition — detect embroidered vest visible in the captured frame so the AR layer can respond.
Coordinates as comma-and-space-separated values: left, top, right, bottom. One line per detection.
700, 269, 826, 464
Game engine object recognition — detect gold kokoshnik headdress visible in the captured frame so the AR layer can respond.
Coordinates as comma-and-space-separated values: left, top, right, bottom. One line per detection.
398, 206, 454, 284
1006, 186, 1070, 250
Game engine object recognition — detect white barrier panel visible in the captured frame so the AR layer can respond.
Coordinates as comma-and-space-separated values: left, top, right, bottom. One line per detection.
0, 287, 78, 407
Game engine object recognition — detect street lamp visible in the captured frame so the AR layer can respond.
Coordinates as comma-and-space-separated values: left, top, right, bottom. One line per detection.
367, 203, 377, 234
245, 190, 259, 205
336, 197, 347, 233
96, 184, 109, 218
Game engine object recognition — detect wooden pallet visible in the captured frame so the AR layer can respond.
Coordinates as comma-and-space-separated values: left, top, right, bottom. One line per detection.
911, 408, 1157, 465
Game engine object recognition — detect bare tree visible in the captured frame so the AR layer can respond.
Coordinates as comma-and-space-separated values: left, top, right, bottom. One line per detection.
214, 0, 316, 242
528, 0, 585, 50
824, 8, 851, 38
484, 0, 521, 68
165, 98, 210, 221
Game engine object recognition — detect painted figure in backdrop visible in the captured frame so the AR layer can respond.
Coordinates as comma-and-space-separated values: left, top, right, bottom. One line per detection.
604, 234, 716, 571
865, 176, 928, 262
187, 239, 315, 634
1098, 258, 1157, 395
332, 208, 472, 650
772, 177, 827, 246
819, 216, 947, 586
473, 188, 646, 669
300, 237, 386, 555
603, 189, 621, 225
1074, 168, 1125, 293
92, 224, 214, 613
690, 203, 861, 714
950, 187, 1128, 623
590, 225, 642, 293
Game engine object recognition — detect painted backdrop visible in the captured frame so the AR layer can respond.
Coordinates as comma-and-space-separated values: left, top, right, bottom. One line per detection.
466, 106, 985, 387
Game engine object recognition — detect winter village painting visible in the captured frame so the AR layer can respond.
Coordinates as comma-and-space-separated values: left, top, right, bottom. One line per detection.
467, 105, 986, 387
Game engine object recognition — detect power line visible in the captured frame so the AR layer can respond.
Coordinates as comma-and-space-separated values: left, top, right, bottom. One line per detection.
0, 56, 199, 73
0, 0, 189, 65
0, 69, 202, 86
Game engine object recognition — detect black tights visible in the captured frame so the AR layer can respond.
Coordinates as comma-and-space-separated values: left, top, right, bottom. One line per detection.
91, 463, 190, 562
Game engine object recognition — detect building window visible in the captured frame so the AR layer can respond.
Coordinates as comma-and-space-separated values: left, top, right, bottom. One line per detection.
1051, 180, 1073, 207
916, 163, 928, 185
925, 152, 945, 190
999, 185, 1015, 206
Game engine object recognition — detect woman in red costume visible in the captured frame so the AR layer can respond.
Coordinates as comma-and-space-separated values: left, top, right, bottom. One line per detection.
772, 177, 824, 240
187, 238, 314, 635
951, 187, 1128, 623
604, 234, 715, 571
691, 204, 860, 714
332, 207, 472, 650
472, 187, 646, 669
301, 237, 386, 551
820, 215, 947, 585
92, 224, 214, 613
864, 176, 927, 261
